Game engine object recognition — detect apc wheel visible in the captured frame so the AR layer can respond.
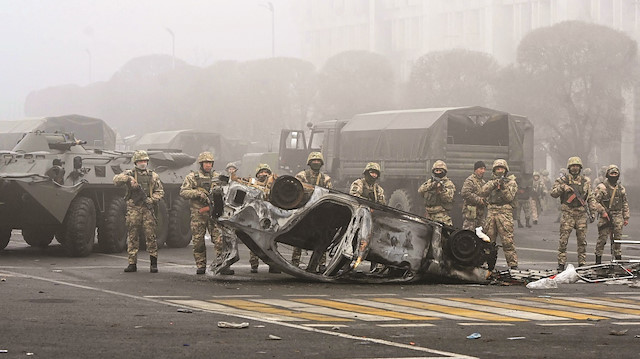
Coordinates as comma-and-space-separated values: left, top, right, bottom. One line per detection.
388, 189, 418, 214
60, 196, 96, 257
166, 196, 192, 248
98, 198, 127, 253
0, 226, 11, 250
22, 227, 55, 248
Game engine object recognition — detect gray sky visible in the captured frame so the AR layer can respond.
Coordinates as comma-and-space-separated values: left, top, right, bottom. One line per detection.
0, 0, 299, 119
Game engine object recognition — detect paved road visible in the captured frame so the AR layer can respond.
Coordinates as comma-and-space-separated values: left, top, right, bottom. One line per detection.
2, 211, 640, 358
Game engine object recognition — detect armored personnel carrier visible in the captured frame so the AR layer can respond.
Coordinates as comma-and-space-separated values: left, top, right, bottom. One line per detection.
0, 131, 194, 256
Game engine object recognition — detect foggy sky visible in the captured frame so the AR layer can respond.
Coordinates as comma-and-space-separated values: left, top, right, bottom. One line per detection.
0, 0, 299, 120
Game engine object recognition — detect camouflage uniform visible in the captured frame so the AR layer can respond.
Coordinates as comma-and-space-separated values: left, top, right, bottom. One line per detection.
292, 152, 333, 268
113, 150, 164, 270
550, 157, 597, 269
514, 182, 532, 228
479, 159, 518, 269
594, 165, 630, 262
530, 172, 546, 224
417, 160, 455, 226
350, 162, 386, 205
249, 164, 280, 273
540, 169, 552, 211
179, 152, 224, 272
592, 165, 608, 190
461, 171, 487, 230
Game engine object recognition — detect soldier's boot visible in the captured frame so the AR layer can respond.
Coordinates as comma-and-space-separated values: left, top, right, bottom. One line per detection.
595, 256, 602, 265
526, 218, 531, 228
557, 263, 565, 272
517, 220, 524, 228
150, 256, 158, 273
250, 265, 258, 274
533, 220, 538, 225
124, 264, 137, 273
615, 255, 622, 261
196, 267, 206, 275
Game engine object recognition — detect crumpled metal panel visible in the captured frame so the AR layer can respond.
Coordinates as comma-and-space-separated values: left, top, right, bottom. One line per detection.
216, 176, 495, 283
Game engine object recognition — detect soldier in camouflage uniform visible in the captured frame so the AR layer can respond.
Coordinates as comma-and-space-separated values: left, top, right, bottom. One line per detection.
514, 178, 532, 228
550, 156, 597, 270
113, 150, 164, 273
418, 160, 455, 225
540, 169, 552, 212
291, 152, 333, 268
594, 165, 630, 264
461, 161, 488, 230
350, 162, 386, 205
225, 162, 238, 177
592, 165, 608, 190
530, 171, 546, 225
249, 164, 281, 273
180, 152, 233, 275
479, 159, 519, 270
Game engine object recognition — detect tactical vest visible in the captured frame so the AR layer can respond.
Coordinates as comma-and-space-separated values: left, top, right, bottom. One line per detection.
488, 178, 509, 205
305, 169, 325, 187
126, 169, 153, 199
361, 180, 377, 202
195, 172, 213, 193
560, 176, 586, 208
602, 182, 624, 211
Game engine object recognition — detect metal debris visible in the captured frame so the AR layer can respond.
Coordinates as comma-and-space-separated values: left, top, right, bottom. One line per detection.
217, 321, 249, 329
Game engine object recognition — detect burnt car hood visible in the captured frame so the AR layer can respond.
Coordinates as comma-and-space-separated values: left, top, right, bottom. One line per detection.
216, 176, 495, 283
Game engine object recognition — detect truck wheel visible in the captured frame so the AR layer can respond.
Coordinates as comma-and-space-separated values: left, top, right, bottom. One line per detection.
0, 226, 11, 250
22, 227, 56, 248
60, 196, 96, 257
166, 196, 192, 248
388, 189, 418, 214
97, 198, 127, 253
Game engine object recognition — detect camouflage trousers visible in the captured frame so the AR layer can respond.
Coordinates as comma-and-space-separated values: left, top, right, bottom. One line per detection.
250, 250, 260, 268
529, 198, 538, 221
291, 247, 326, 268
125, 203, 158, 264
484, 207, 518, 267
462, 207, 486, 231
190, 209, 223, 269
595, 212, 625, 257
424, 209, 453, 226
558, 208, 589, 266
514, 199, 531, 221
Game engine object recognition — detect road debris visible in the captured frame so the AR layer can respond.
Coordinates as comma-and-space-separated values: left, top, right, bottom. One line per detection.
217, 321, 249, 329
609, 329, 628, 336
466, 333, 481, 339
267, 335, 281, 340
507, 336, 526, 340
177, 308, 193, 313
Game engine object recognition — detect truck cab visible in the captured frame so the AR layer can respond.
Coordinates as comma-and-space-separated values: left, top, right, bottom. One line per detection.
279, 120, 346, 176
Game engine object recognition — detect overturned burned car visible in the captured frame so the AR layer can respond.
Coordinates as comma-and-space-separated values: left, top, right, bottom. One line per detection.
214, 175, 497, 283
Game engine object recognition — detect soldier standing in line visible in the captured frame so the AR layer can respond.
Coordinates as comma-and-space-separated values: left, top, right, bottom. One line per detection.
550, 156, 597, 270
45, 158, 65, 185
113, 150, 164, 273
350, 162, 386, 205
418, 160, 455, 225
530, 171, 546, 225
592, 165, 608, 189
594, 165, 630, 264
250, 163, 281, 274
540, 169, 552, 212
179, 152, 234, 275
479, 159, 519, 270
225, 162, 238, 177
291, 152, 333, 269
514, 178, 532, 228
461, 161, 488, 230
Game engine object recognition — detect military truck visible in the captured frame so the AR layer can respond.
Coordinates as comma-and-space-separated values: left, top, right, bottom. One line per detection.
279, 106, 534, 227
0, 131, 194, 255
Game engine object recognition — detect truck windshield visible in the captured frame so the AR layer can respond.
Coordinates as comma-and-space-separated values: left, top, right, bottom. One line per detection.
310, 131, 324, 151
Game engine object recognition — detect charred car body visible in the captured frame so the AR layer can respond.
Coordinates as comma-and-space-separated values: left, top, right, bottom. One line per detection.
214, 175, 496, 283
0, 131, 194, 255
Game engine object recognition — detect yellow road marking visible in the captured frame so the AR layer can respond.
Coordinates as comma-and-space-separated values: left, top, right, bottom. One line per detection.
448, 297, 606, 320
373, 298, 525, 322
593, 297, 640, 306
526, 297, 640, 315
296, 298, 438, 321
212, 299, 351, 322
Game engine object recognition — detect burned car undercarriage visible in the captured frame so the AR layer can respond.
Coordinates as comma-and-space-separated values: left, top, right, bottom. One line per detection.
212, 175, 497, 283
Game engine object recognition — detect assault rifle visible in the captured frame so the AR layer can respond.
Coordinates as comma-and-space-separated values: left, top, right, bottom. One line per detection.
495, 175, 506, 190
129, 184, 157, 221
597, 209, 612, 231
197, 187, 224, 219
565, 182, 595, 223
431, 176, 442, 190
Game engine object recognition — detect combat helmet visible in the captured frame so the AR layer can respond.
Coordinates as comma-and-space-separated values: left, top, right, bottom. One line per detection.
432, 160, 448, 173
132, 150, 149, 163
255, 163, 272, 176
599, 165, 608, 176
363, 162, 381, 175
566, 156, 583, 169
197, 151, 215, 163
307, 152, 324, 165
606, 164, 620, 176
533, 171, 540, 177
225, 162, 237, 170
583, 167, 592, 176
492, 159, 509, 172
541, 169, 549, 176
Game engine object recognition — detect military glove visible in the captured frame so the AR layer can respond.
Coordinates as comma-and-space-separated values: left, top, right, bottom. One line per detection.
144, 198, 154, 205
